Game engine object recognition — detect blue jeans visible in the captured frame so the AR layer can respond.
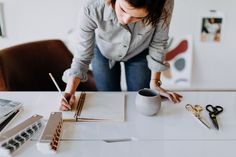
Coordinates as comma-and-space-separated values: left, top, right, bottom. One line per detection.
92, 46, 151, 91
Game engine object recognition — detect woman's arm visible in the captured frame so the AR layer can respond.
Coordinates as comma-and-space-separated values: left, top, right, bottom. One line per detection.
61, 2, 98, 110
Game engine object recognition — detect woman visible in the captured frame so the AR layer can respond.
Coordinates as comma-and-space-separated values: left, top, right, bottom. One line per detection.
61, 0, 182, 110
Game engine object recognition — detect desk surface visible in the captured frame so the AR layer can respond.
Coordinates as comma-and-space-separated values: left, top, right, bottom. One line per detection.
0, 91, 236, 157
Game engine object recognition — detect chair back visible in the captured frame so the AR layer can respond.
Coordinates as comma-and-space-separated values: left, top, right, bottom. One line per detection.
0, 40, 96, 91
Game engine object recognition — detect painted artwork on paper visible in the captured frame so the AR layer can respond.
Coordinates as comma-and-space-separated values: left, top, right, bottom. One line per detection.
201, 17, 223, 42
161, 36, 193, 87
200, 10, 224, 43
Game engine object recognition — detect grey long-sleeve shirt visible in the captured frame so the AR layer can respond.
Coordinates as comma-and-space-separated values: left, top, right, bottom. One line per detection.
63, 0, 173, 82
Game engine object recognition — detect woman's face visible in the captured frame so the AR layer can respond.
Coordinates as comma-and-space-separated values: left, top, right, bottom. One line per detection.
114, 0, 148, 25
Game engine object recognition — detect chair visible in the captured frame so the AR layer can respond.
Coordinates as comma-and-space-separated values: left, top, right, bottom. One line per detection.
0, 39, 96, 91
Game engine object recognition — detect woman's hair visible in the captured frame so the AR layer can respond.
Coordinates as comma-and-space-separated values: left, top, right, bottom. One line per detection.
107, 0, 171, 27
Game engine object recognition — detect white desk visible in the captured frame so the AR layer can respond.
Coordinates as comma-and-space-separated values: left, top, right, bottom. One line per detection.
0, 91, 236, 157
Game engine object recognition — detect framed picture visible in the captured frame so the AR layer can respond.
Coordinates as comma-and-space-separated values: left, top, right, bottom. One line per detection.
0, 3, 5, 37
200, 10, 224, 43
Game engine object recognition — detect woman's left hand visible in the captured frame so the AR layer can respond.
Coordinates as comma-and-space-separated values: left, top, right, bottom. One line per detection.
150, 82, 183, 104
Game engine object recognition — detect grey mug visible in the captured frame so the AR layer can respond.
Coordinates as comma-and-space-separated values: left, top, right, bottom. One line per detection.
135, 88, 161, 116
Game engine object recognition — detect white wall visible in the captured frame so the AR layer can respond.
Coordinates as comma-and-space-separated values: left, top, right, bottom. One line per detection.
0, 0, 236, 89
0, 0, 82, 48
170, 0, 236, 89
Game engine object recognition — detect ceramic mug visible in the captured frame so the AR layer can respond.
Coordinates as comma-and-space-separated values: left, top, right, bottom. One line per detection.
135, 88, 161, 116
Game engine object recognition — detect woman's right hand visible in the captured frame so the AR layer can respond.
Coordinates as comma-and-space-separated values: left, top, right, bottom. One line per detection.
60, 77, 81, 111
60, 93, 76, 111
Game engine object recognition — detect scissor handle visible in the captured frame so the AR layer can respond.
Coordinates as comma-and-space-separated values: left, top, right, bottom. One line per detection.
185, 104, 202, 115
206, 104, 223, 115
185, 104, 193, 111
214, 106, 223, 114
194, 105, 203, 112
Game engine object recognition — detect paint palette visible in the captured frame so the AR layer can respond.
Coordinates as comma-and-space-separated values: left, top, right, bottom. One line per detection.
0, 115, 43, 157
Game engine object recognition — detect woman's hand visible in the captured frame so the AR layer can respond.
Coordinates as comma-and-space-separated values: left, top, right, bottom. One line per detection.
150, 81, 183, 104
60, 93, 76, 111
60, 77, 81, 111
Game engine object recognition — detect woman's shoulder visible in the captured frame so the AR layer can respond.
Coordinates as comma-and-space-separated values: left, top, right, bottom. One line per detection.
82, 0, 111, 20
83, 0, 106, 9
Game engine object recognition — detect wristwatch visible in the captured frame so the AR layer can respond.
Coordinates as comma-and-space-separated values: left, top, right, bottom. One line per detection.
152, 79, 162, 87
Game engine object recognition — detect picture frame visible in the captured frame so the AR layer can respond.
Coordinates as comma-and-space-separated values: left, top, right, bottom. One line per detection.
0, 3, 5, 37
200, 10, 224, 43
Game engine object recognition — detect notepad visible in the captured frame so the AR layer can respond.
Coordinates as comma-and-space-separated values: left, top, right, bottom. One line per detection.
0, 99, 22, 124
0, 99, 23, 132
0, 109, 22, 133
36, 92, 125, 122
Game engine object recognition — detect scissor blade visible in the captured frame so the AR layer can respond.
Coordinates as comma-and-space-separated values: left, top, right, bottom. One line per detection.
197, 117, 211, 129
211, 117, 219, 130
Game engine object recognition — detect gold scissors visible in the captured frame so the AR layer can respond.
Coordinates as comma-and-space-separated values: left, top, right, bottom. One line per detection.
185, 104, 211, 129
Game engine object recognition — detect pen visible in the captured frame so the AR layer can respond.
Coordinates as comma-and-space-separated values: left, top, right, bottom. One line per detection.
48, 73, 69, 104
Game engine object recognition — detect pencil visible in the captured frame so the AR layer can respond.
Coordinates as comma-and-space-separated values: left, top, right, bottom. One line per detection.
48, 73, 69, 104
